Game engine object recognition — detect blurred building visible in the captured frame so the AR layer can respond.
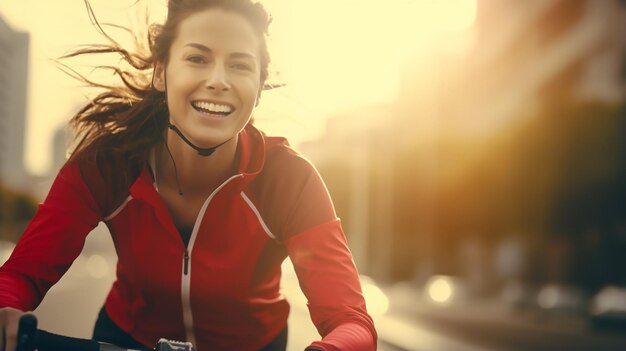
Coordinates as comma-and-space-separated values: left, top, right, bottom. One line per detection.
445, 0, 626, 136
0, 17, 29, 190
302, 0, 626, 287
51, 124, 71, 173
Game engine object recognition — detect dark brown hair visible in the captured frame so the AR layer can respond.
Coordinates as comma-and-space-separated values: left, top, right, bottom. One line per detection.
65, 0, 272, 166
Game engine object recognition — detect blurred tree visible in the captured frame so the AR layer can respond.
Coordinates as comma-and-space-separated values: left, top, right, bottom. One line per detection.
546, 102, 626, 289
430, 101, 626, 289
0, 180, 39, 243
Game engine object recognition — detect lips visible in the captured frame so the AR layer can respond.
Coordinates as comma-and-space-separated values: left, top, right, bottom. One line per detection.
191, 100, 236, 117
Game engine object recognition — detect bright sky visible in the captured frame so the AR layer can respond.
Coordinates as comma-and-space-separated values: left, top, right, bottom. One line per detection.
0, 0, 476, 176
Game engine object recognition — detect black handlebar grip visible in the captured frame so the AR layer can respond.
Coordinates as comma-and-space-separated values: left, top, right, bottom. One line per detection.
16, 314, 38, 351
17, 315, 100, 351
36, 330, 100, 351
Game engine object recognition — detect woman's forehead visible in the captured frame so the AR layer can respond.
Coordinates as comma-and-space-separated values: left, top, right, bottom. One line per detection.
174, 8, 259, 56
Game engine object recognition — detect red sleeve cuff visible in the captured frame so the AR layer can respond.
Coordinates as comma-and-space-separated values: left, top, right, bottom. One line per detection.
306, 322, 376, 351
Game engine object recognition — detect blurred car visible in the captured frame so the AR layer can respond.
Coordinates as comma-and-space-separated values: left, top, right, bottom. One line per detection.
588, 285, 626, 331
423, 275, 471, 305
500, 279, 537, 310
536, 283, 588, 316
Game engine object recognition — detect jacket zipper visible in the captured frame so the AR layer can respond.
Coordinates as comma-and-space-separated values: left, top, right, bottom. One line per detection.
183, 249, 190, 275
181, 246, 195, 346
179, 174, 243, 347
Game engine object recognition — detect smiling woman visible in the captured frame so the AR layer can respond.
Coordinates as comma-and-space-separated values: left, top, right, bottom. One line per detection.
152, 9, 262, 153
0, 1, 378, 351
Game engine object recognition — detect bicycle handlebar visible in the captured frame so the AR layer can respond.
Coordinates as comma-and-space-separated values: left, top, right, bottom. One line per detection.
16, 314, 37, 351
16, 315, 191, 351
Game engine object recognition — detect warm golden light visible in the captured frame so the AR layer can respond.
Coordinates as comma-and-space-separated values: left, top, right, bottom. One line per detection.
271, 0, 478, 113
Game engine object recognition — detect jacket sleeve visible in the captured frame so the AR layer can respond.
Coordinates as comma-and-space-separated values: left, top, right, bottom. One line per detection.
285, 220, 377, 351
256, 140, 377, 350
0, 161, 103, 311
272, 152, 376, 350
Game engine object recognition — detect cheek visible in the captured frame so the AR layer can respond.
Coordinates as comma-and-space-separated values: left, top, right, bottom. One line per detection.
240, 78, 261, 104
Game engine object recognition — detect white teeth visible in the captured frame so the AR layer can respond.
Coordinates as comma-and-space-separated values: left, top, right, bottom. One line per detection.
193, 101, 233, 114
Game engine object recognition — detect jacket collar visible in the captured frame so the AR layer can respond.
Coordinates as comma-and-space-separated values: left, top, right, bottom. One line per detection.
235, 123, 265, 186
130, 123, 266, 202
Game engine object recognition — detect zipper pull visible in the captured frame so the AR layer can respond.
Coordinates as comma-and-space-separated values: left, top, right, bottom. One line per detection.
183, 249, 190, 275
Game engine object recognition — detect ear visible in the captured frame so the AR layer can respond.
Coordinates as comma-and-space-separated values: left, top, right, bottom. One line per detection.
152, 63, 166, 92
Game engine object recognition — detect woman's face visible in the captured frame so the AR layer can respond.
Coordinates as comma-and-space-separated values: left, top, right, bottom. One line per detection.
154, 8, 261, 148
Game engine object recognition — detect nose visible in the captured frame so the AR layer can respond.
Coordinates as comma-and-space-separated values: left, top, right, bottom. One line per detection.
205, 62, 230, 92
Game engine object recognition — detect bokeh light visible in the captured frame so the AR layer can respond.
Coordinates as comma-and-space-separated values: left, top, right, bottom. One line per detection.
426, 276, 454, 304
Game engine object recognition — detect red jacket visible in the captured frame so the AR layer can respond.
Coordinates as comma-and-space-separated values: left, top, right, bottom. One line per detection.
0, 125, 377, 350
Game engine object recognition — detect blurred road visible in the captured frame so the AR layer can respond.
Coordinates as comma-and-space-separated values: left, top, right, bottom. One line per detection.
383, 283, 626, 351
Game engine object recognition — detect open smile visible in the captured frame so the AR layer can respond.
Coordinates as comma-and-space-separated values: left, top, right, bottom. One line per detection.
191, 100, 236, 117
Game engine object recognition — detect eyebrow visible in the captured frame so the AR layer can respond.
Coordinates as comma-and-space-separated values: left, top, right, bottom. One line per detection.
184, 43, 257, 60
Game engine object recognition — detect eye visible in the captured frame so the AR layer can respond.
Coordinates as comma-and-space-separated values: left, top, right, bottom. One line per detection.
231, 62, 253, 71
186, 55, 207, 64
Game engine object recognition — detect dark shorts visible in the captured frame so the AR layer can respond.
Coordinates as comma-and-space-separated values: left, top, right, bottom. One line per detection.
93, 307, 288, 351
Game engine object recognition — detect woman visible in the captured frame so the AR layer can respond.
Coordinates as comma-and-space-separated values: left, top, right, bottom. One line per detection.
0, 0, 377, 350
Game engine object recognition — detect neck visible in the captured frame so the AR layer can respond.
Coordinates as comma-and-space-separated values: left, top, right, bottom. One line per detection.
156, 132, 239, 196
167, 124, 229, 156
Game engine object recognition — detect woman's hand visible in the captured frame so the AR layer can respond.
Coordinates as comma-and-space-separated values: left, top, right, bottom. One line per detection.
0, 307, 27, 351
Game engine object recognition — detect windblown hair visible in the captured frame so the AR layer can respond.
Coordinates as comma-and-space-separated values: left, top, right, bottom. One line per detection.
66, 0, 272, 166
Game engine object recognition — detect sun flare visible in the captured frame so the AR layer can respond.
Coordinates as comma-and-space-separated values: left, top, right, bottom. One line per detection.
0, 0, 476, 175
